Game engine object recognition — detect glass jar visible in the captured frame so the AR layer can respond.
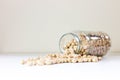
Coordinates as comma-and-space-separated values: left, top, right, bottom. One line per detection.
59, 31, 111, 56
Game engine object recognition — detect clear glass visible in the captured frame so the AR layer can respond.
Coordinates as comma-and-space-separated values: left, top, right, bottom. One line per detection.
59, 31, 111, 56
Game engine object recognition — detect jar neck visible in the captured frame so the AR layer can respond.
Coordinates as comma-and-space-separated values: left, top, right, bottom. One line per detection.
59, 33, 81, 53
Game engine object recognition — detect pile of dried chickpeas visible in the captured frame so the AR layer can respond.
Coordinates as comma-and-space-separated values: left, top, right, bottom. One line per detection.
21, 39, 102, 66
21, 31, 111, 66
21, 53, 102, 66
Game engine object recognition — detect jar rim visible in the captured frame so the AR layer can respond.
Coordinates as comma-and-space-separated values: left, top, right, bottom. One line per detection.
59, 33, 80, 53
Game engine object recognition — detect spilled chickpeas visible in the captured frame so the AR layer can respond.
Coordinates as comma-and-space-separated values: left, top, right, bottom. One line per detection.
21, 53, 102, 66
21, 31, 111, 66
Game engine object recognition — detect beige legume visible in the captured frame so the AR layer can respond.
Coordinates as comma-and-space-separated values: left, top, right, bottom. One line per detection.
21, 32, 110, 66
21, 52, 102, 66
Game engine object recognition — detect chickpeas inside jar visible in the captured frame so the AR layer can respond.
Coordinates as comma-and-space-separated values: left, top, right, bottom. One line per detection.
59, 31, 111, 56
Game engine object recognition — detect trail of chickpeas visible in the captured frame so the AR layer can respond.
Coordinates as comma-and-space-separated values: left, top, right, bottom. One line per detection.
21, 31, 111, 66
21, 53, 102, 66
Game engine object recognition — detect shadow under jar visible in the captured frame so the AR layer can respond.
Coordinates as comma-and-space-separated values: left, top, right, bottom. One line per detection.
59, 31, 111, 56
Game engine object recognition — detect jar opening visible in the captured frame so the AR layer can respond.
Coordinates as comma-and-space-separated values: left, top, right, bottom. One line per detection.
59, 33, 80, 53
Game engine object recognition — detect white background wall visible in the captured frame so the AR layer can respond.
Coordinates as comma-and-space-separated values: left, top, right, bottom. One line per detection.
0, 0, 120, 53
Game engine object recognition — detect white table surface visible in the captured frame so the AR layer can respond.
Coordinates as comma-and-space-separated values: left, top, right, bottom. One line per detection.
0, 52, 120, 80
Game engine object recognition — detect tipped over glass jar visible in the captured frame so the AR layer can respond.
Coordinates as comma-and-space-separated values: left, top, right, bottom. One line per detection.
59, 31, 111, 56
